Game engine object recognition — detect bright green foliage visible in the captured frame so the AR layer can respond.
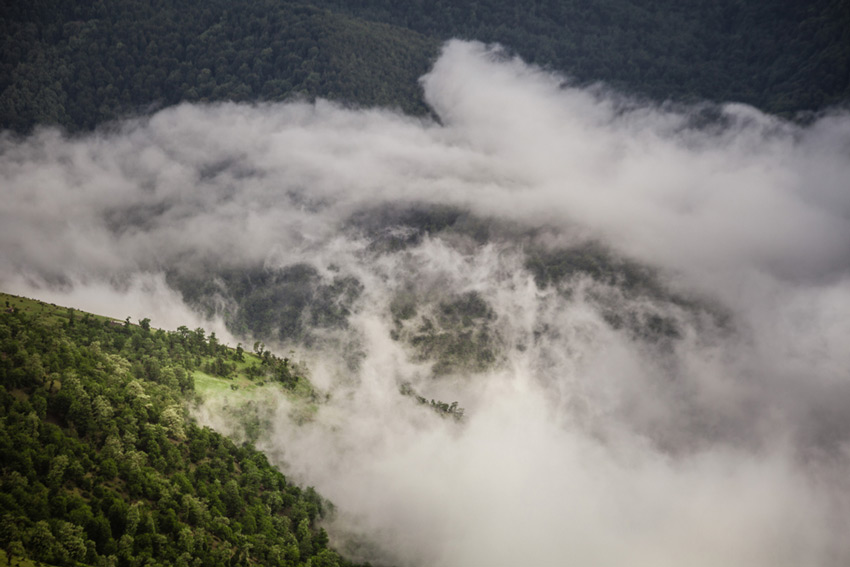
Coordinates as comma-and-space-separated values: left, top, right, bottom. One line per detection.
0, 294, 356, 567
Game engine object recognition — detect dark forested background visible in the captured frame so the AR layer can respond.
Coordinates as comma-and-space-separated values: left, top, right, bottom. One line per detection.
309, 0, 850, 114
1, 0, 848, 133
0, 0, 438, 132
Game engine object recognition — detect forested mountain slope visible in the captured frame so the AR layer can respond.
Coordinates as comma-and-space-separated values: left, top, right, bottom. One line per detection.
310, 0, 850, 115
2, 0, 847, 133
0, 0, 437, 132
0, 292, 356, 567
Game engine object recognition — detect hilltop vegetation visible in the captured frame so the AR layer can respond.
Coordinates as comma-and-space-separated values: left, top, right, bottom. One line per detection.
0, 293, 357, 567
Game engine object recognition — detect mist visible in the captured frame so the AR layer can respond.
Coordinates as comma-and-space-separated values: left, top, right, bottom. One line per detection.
3, 40, 850, 565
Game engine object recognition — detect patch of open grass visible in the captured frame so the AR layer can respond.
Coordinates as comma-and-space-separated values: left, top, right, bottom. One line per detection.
193, 370, 239, 395
193, 365, 320, 425
194, 369, 290, 402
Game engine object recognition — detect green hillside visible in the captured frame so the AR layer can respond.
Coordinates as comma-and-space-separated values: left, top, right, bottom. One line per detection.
0, 292, 356, 567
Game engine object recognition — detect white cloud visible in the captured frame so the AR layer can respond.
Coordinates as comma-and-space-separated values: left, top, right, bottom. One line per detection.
2, 39, 850, 566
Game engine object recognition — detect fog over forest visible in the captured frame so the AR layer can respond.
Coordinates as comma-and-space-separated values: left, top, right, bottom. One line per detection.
3, 41, 850, 566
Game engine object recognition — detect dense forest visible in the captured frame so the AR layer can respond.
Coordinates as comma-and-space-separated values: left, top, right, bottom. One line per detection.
1, 0, 848, 133
0, 293, 358, 567
0, 0, 437, 132
166, 206, 700, 376
309, 0, 850, 114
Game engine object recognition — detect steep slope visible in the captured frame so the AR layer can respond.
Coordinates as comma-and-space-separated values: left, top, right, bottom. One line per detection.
0, 292, 357, 567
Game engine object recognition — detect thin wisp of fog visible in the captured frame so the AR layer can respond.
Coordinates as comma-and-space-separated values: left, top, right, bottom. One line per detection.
3, 41, 850, 566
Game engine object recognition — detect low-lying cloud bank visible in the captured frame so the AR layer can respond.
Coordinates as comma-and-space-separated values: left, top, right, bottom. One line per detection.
3, 40, 850, 565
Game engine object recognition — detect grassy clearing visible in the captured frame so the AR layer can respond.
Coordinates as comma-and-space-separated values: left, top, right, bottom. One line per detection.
2, 290, 319, 409
193, 370, 239, 394
193, 370, 267, 397
193, 361, 321, 430
192, 344, 319, 406
193, 368, 316, 404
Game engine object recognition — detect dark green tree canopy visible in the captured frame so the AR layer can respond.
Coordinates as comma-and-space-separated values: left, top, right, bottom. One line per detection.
2, 0, 847, 133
